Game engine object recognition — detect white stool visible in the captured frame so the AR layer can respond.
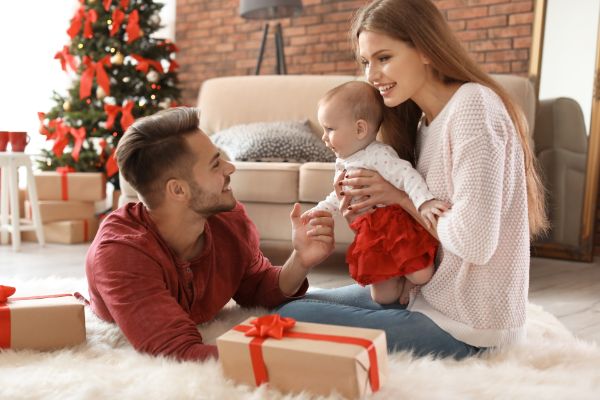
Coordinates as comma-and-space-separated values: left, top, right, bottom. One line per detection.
0, 153, 45, 251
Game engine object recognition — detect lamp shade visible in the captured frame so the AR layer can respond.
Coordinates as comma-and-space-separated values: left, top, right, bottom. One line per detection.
239, 0, 303, 20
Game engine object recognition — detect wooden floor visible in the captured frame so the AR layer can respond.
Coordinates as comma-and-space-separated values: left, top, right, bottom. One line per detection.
1, 242, 599, 344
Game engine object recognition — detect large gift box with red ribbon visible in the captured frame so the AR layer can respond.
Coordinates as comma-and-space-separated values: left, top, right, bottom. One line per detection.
25, 199, 96, 224
217, 315, 388, 399
0, 286, 86, 351
22, 218, 99, 244
33, 171, 106, 202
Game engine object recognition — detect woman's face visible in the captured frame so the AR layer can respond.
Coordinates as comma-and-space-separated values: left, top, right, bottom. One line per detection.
358, 30, 429, 108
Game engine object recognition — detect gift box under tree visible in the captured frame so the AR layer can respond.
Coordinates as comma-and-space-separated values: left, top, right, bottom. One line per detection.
217, 315, 388, 399
0, 286, 86, 351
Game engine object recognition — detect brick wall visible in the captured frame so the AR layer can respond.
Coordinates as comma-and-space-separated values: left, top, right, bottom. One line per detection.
175, 0, 533, 105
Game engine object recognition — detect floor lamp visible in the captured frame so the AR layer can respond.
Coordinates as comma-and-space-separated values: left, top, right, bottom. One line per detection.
239, 0, 303, 75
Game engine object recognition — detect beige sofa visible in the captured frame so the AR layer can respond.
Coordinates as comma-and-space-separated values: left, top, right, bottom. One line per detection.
119, 73, 585, 263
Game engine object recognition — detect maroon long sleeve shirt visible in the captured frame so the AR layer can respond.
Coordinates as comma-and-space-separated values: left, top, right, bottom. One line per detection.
85, 202, 307, 361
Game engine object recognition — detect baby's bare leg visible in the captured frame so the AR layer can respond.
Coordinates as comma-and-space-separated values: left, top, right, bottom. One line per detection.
370, 276, 403, 304
399, 278, 414, 305
398, 265, 434, 305
405, 264, 434, 285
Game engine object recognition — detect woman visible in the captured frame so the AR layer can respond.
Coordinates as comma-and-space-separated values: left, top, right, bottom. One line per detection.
276, 0, 547, 359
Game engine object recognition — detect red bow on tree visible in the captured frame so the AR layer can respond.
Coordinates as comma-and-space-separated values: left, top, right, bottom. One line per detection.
104, 100, 135, 131
0, 285, 16, 304
126, 9, 141, 43
79, 55, 112, 99
50, 121, 71, 158
54, 46, 78, 73
67, 8, 98, 39
70, 127, 87, 162
131, 54, 164, 74
244, 315, 296, 339
110, 8, 126, 36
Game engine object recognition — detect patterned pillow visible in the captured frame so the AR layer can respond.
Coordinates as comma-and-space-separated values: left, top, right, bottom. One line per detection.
210, 120, 336, 163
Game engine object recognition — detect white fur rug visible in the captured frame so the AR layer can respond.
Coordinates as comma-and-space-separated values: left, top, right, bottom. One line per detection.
1, 277, 599, 400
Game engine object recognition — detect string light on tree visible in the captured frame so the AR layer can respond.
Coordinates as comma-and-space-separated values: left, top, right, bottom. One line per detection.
146, 70, 160, 83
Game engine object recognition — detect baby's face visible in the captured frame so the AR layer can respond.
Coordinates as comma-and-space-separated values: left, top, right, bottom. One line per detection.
317, 99, 364, 159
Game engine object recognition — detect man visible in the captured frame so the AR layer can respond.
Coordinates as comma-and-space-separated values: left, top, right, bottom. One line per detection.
86, 107, 334, 361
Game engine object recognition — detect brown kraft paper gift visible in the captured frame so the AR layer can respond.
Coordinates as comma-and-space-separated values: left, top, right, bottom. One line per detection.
22, 218, 100, 244
0, 294, 86, 351
25, 200, 95, 224
217, 315, 388, 399
34, 171, 106, 202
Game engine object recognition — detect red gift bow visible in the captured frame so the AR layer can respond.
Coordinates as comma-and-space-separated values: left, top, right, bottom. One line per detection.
0, 285, 16, 304
0, 291, 74, 348
104, 100, 135, 131
233, 315, 381, 392
131, 54, 164, 74
54, 45, 78, 73
56, 166, 76, 201
126, 9, 141, 43
80, 55, 112, 99
103, 0, 112, 11
67, 8, 97, 39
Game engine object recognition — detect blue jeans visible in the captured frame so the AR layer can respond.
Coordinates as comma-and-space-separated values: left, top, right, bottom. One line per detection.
274, 284, 481, 360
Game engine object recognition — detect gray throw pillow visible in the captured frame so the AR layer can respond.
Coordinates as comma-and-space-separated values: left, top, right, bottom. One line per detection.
210, 120, 336, 163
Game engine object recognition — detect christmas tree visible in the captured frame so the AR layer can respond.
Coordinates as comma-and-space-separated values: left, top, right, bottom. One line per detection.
37, 0, 180, 188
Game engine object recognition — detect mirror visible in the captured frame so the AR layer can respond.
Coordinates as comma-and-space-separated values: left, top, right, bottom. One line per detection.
529, 0, 600, 261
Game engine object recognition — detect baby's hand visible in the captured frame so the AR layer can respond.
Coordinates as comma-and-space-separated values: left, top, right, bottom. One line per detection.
418, 199, 451, 230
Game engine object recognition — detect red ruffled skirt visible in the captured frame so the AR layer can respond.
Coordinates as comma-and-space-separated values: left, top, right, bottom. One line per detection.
346, 205, 438, 286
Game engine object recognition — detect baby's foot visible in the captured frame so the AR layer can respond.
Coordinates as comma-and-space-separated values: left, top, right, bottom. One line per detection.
399, 279, 416, 305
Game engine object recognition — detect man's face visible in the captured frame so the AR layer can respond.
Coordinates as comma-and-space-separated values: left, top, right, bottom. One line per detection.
184, 130, 237, 217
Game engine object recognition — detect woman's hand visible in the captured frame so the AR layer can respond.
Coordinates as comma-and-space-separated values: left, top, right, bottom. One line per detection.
340, 169, 439, 239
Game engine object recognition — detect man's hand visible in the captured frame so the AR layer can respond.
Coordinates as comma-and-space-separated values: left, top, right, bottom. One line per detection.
279, 204, 335, 296
291, 203, 335, 269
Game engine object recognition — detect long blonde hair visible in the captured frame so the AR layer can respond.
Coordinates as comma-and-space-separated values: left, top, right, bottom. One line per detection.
351, 0, 548, 237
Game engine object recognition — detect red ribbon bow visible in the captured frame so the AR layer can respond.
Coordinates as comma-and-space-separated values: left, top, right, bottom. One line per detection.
131, 54, 164, 74
70, 127, 87, 162
244, 315, 296, 339
126, 9, 141, 43
54, 46, 78, 73
0, 286, 16, 304
110, 8, 126, 36
104, 100, 135, 131
67, 8, 98, 39
47, 120, 71, 158
79, 55, 112, 99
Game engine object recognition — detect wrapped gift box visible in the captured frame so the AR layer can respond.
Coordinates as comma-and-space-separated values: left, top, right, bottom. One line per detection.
0, 293, 86, 350
217, 315, 388, 399
24, 200, 95, 224
22, 218, 100, 244
34, 171, 106, 201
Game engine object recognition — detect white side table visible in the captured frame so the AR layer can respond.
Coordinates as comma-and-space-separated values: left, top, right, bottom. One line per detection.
0, 153, 45, 251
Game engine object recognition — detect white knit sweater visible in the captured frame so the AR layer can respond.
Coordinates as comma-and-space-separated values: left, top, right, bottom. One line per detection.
408, 83, 530, 348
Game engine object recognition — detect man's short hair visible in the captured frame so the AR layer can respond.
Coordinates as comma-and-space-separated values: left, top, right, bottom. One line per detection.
116, 106, 200, 208
320, 81, 384, 136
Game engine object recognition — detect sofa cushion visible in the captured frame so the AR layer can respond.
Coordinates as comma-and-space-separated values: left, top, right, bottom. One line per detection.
211, 120, 336, 163
299, 162, 336, 203
230, 162, 301, 203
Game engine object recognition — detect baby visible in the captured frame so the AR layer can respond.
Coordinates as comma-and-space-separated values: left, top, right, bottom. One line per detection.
311, 81, 448, 304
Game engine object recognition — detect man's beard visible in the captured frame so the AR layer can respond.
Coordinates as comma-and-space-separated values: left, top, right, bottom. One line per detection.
187, 179, 236, 217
